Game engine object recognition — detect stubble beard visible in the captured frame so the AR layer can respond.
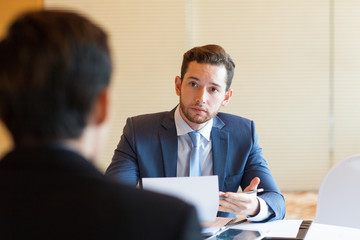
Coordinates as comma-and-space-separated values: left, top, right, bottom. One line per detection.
179, 97, 218, 125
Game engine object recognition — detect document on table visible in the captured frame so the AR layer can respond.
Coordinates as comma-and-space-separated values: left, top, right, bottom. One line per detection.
304, 223, 360, 239
205, 219, 360, 239
234, 220, 360, 239
232, 220, 302, 238
142, 176, 219, 222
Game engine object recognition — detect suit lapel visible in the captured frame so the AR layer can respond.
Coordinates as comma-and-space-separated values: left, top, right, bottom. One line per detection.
211, 116, 229, 191
159, 108, 178, 177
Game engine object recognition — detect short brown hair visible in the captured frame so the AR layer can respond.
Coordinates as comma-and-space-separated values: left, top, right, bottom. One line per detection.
180, 44, 235, 90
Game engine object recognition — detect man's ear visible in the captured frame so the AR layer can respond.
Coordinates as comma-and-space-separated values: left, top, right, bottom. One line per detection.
175, 76, 182, 96
93, 88, 110, 125
222, 89, 233, 106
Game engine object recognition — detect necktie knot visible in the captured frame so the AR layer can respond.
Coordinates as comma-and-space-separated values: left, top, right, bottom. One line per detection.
188, 131, 200, 148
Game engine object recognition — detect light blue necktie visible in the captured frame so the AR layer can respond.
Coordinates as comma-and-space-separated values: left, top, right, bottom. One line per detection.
188, 131, 202, 176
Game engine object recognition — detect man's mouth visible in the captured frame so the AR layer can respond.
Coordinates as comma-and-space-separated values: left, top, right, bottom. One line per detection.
191, 106, 206, 113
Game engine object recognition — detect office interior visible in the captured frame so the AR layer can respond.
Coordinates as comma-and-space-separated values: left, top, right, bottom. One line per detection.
1, 0, 359, 220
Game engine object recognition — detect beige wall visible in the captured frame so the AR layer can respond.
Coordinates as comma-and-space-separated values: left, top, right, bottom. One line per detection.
333, 1, 360, 166
2, 0, 360, 191
43, 0, 332, 191
0, 0, 43, 158
188, 0, 330, 191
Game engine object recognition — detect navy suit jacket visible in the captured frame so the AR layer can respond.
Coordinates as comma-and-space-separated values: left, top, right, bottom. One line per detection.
106, 107, 286, 221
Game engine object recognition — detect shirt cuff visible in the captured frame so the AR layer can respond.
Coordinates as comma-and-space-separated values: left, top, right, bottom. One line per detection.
246, 197, 272, 222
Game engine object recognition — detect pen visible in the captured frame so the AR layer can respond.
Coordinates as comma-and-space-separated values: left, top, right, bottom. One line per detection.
219, 188, 264, 200
244, 188, 264, 194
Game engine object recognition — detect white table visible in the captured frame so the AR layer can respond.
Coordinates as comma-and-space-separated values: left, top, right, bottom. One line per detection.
229, 220, 360, 239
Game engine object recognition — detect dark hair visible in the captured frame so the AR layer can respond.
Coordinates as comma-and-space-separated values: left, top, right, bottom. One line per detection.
0, 10, 112, 146
180, 44, 235, 90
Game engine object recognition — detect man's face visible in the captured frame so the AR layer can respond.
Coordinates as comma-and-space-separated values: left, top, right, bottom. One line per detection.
175, 61, 232, 130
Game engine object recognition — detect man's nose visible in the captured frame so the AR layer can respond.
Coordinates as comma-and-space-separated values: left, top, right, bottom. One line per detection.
195, 87, 207, 103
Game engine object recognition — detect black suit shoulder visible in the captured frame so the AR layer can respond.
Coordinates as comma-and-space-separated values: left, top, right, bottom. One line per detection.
102, 182, 201, 239
0, 147, 201, 240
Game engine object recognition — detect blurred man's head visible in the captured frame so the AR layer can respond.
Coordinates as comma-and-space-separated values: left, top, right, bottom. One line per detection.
0, 10, 112, 149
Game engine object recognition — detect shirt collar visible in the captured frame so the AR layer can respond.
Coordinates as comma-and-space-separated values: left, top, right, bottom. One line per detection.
174, 105, 213, 141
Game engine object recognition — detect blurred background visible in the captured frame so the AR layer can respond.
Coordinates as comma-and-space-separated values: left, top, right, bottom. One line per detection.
1, 1, 360, 217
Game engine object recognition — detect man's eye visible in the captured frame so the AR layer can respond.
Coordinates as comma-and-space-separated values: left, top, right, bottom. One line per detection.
190, 82, 197, 87
211, 87, 219, 93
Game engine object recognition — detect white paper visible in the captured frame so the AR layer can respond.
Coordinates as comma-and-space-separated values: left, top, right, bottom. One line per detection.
142, 176, 219, 222
305, 223, 360, 240
230, 220, 360, 239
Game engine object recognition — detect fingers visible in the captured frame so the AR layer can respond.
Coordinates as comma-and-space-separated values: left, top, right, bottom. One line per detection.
218, 202, 243, 215
219, 192, 260, 216
219, 191, 226, 200
219, 177, 261, 216
250, 177, 260, 188
221, 191, 251, 202
219, 195, 245, 214
243, 177, 260, 192
219, 192, 254, 215
219, 194, 255, 215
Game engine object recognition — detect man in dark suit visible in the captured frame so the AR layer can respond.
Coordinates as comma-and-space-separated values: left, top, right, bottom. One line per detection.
0, 10, 201, 239
106, 44, 286, 222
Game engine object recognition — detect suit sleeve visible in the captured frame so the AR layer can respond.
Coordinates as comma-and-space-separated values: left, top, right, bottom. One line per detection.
105, 117, 139, 186
241, 120, 286, 222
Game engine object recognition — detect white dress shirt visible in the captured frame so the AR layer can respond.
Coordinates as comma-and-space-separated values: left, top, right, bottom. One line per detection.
175, 106, 213, 177
174, 106, 271, 221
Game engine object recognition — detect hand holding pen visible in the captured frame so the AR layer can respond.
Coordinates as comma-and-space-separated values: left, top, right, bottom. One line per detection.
218, 177, 262, 217
219, 188, 264, 200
